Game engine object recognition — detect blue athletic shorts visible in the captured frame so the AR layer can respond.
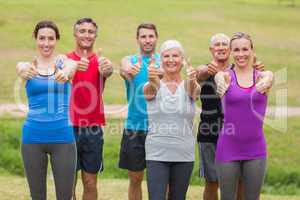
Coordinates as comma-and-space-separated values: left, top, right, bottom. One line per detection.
73, 126, 104, 174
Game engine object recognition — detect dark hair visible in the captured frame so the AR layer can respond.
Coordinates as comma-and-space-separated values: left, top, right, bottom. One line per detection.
74, 17, 98, 32
136, 23, 158, 38
33, 20, 60, 40
230, 32, 253, 49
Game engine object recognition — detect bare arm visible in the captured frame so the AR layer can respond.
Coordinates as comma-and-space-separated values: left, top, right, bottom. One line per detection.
16, 60, 38, 80
55, 55, 78, 83
196, 65, 210, 84
62, 58, 78, 80
119, 56, 140, 80
96, 49, 113, 79
214, 71, 231, 97
196, 61, 219, 84
256, 70, 274, 94
144, 66, 161, 101
185, 66, 201, 100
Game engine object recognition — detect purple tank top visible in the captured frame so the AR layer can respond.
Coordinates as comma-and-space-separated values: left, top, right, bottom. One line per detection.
216, 69, 267, 162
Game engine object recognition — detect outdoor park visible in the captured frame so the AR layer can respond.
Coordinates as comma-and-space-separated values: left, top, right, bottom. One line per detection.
0, 0, 299, 199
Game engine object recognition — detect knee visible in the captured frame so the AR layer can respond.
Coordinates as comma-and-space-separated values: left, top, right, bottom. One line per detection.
129, 172, 143, 186
82, 178, 97, 193
205, 181, 219, 191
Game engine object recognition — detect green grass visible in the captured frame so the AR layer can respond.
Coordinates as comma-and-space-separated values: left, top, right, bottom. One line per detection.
0, 0, 299, 105
1, 176, 299, 200
0, 117, 299, 196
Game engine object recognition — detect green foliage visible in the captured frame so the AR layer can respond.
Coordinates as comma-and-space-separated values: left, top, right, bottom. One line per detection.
0, 118, 23, 175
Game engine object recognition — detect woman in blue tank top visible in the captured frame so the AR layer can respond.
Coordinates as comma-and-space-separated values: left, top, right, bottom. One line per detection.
17, 20, 78, 200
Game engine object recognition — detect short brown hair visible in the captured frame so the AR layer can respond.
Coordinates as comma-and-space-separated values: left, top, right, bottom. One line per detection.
33, 20, 60, 40
230, 32, 253, 49
136, 23, 158, 38
74, 17, 98, 32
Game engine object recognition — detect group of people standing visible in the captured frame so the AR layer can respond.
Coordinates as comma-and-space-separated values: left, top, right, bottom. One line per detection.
17, 17, 274, 200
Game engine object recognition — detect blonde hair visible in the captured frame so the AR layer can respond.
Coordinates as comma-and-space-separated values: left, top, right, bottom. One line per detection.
230, 32, 253, 49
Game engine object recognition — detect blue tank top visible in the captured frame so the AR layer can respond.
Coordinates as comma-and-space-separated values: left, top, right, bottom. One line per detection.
124, 53, 160, 131
22, 59, 74, 144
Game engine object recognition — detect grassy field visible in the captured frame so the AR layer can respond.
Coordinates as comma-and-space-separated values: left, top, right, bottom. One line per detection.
0, 0, 300, 105
0, 175, 299, 200
0, 117, 299, 196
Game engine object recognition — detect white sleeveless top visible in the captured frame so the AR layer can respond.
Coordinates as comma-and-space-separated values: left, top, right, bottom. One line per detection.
145, 80, 196, 162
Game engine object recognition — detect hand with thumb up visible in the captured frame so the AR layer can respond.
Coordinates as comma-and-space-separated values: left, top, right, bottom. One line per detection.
77, 49, 89, 71
149, 56, 164, 79
255, 71, 273, 94
17, 56, 39, 80
215, 71, 231, 97
186, 59, 197, 81
97, 48, 113, 78
55, 69, 68, 83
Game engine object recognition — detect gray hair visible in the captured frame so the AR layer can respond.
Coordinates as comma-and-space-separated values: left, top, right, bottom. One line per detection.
160, 40, 184, 56
209, 33, 230, 47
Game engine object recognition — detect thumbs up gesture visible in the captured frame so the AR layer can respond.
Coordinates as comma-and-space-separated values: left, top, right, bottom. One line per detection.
185, 58, 201, 99
97, 48, 113, 78
255, 71, 273, 94
77, 49, 89, 71
17, 57, 39, 80
186, 58, 197, 81
215, 71, 231, 97
55, 69, 68, 83
207, 60, 219, 75
54, 57, 68, 83
149, 56, 164, 79
128, 57, 141, 78
253, 54, 265, 71
148, 59, 161, 84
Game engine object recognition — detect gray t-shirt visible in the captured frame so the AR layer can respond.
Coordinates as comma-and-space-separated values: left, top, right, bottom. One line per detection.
145, 80, 196, 162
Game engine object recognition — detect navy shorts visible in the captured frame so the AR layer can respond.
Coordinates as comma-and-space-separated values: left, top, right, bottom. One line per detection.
73, 126, 104, 174
119, 129, 147, 171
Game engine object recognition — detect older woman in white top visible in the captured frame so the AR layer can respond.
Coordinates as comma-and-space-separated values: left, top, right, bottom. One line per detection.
144, 40, 201, 200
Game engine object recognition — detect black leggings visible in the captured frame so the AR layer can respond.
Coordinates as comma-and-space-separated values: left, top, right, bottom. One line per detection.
216, 159, 266, 200
21, 143, 77, 200
146, 160, 194, 200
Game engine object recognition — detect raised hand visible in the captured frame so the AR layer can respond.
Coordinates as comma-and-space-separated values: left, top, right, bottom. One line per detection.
207, 60, 219, 75
149, 56, 164, 78
17, 57, 39, 80
215, 71, 231, 97
253, 54, 265, 71
186, 58, 197, 81
255, 71, 273, 94
97, 48, 113, 78
77, 49, 89, 71
148, 65, 161, 84
55, 69, 68, 83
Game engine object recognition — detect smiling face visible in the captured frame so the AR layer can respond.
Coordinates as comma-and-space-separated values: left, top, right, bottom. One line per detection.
137, 28, 157, 55
231, 38, 253, 68
161, 48, 183, 74
74, 22, 97, 50
36, 28, 57, 58
209, 37, 230, 62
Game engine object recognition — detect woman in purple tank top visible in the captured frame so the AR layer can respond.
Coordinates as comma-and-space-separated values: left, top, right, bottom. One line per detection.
214, 32, 273, 200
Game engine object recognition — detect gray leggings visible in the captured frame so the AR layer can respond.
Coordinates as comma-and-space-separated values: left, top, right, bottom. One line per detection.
146, 160, 194, 200
216, 159, 266, 200
21, 143, 77, 200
